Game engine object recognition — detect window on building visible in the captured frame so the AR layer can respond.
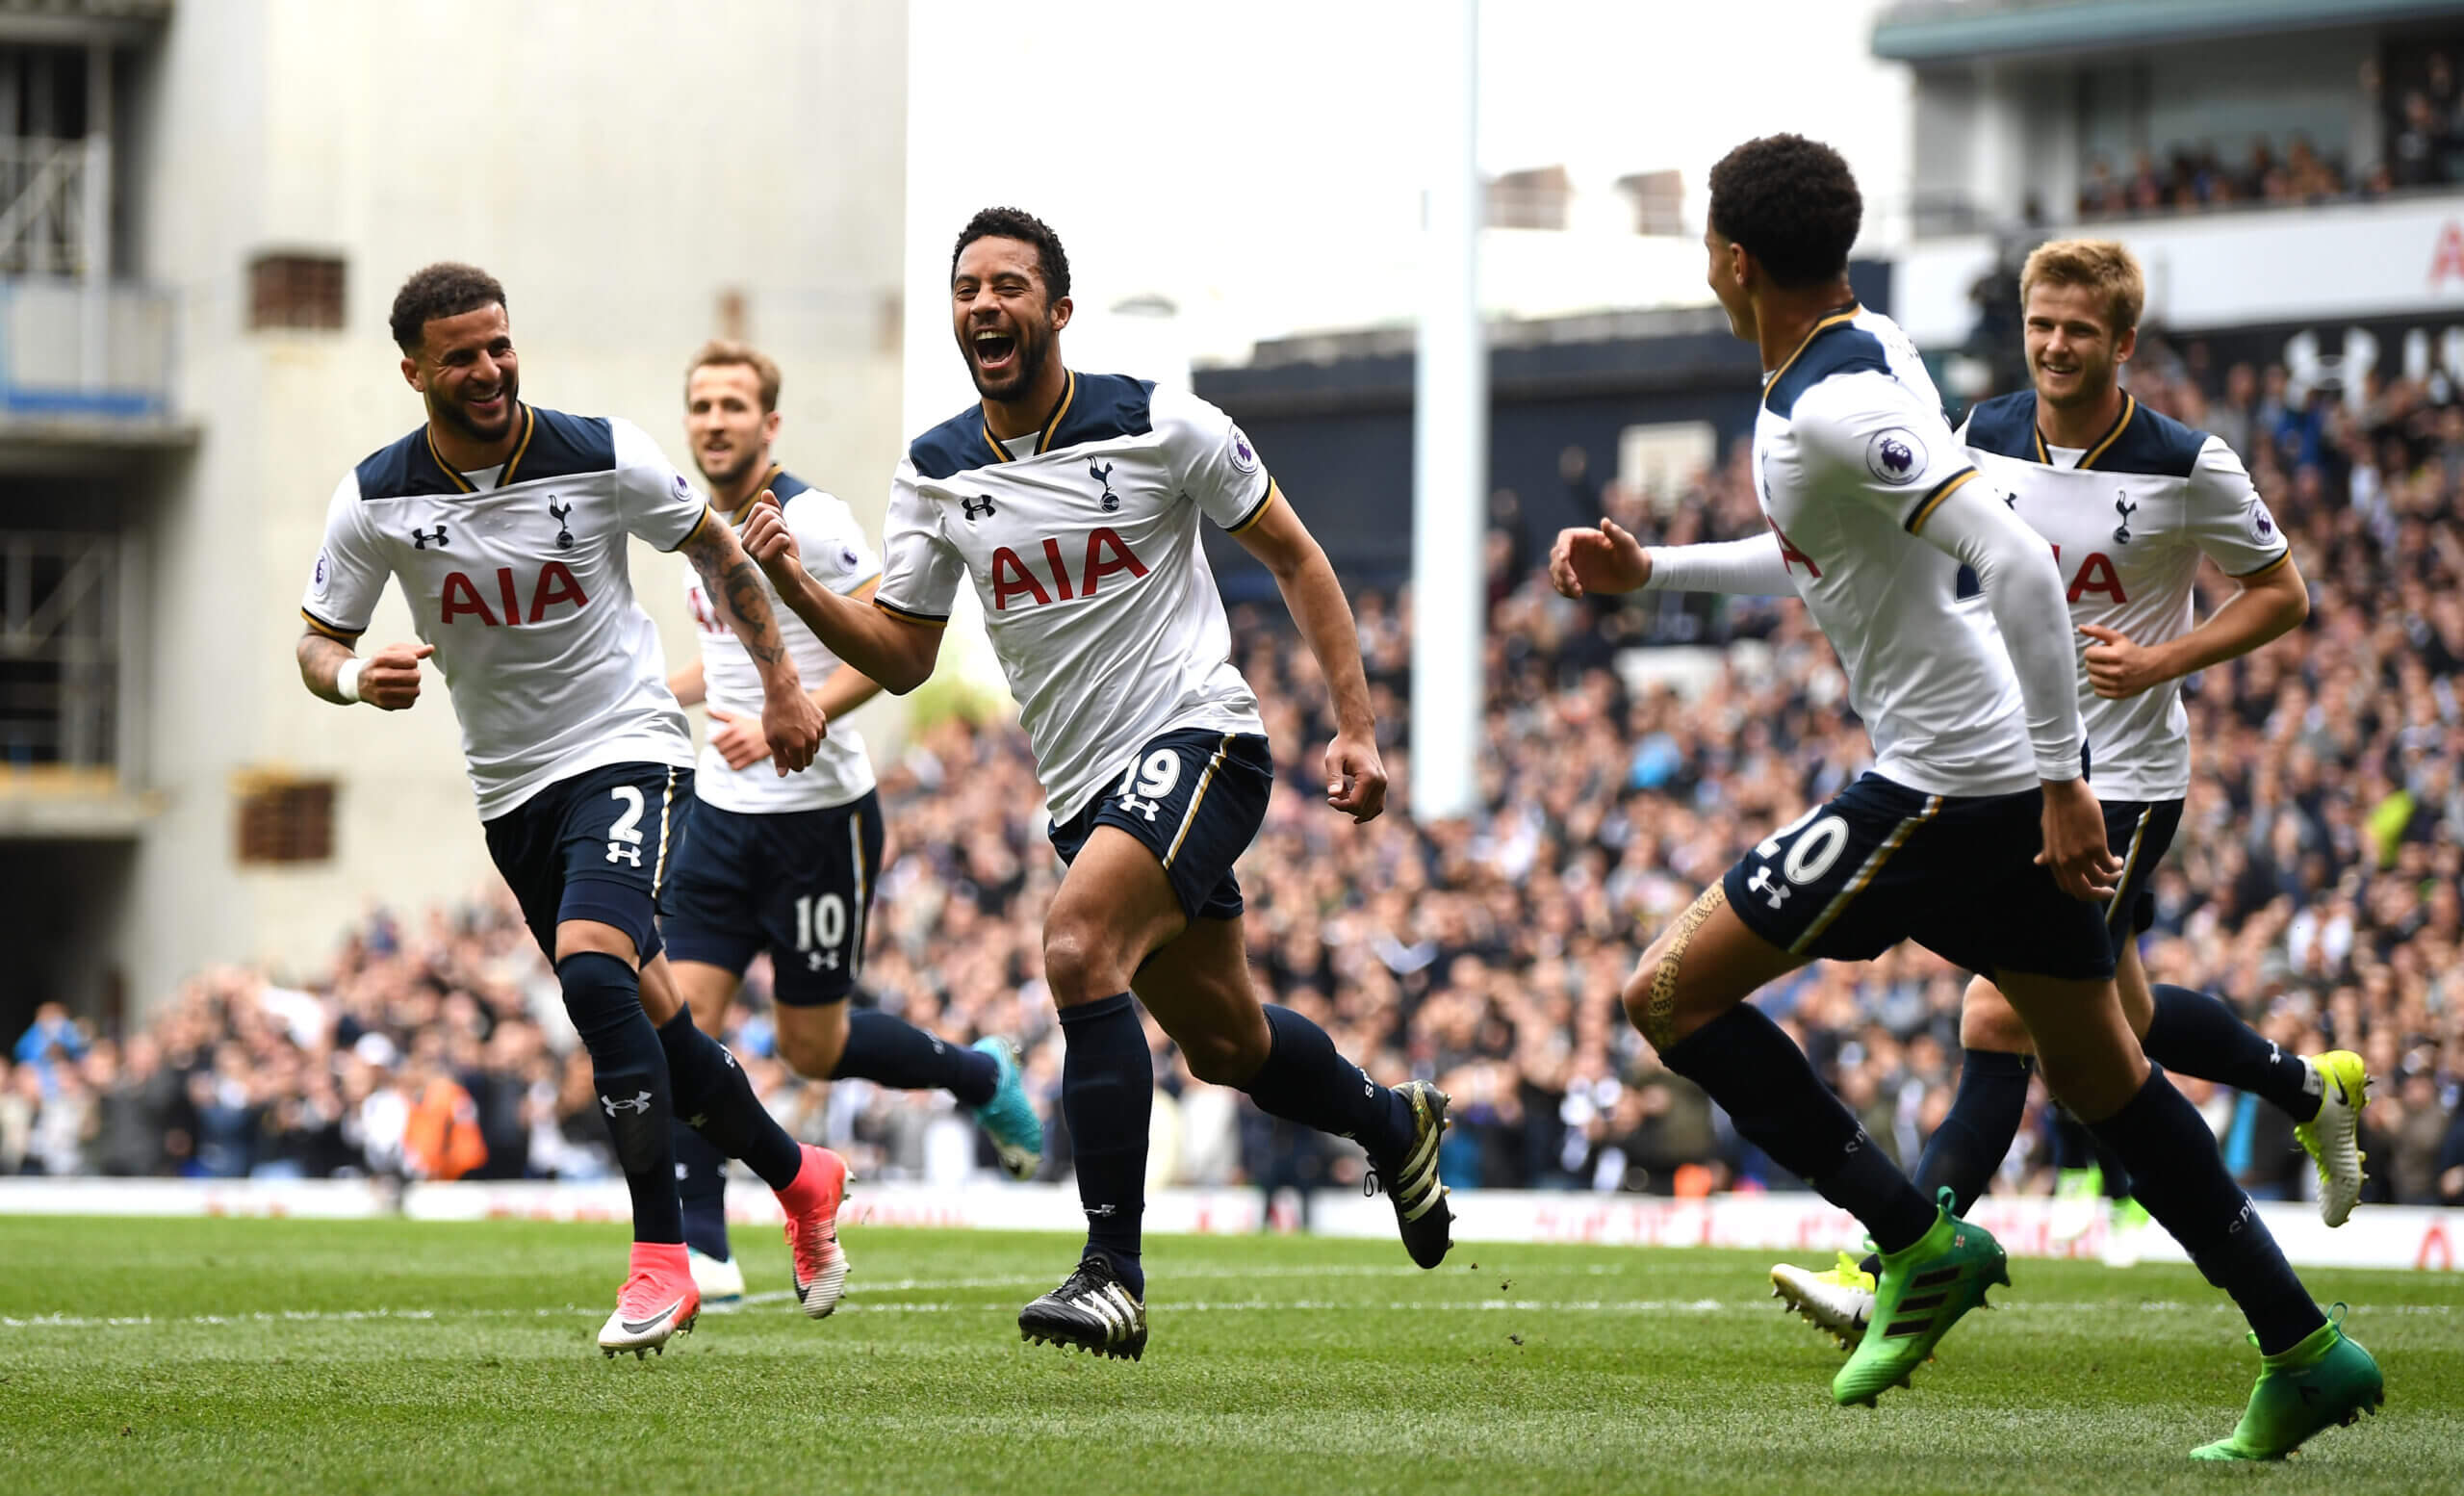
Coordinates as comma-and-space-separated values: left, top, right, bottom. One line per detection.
1486, 166, 1572, 231
235, 778, 336, 864
247, 252, 346, 331
1616, 170, 1685, 237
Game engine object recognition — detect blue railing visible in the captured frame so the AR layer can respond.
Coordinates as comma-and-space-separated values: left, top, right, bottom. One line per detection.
0, 277, 173, 421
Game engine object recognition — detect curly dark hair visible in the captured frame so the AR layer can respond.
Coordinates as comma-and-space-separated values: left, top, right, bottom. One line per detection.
389, 262, 507, 351
1707, 135, 1861, 291
950, 207, 1070, 302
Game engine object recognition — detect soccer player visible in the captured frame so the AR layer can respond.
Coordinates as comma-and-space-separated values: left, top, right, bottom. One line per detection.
657, 340, 1044, 1307
296, 265, 854, 1357
1766, 239, 2370, 1345
1551, 138, 2379, 1455
740, 207, 1452, 1360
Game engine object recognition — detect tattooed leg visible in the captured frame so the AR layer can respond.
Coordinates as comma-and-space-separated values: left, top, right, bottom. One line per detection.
1631, 884, 1730, 1052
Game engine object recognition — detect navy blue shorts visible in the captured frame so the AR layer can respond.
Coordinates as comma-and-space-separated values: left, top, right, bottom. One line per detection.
657, 791, 884, 1006
481, 761, 692, 965
2102, 796, 2184, 956
1049, 730, 1271, 924
1722, 772, 2117, 982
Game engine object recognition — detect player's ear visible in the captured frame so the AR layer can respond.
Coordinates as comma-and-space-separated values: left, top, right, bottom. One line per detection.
2113, 323, 2137, 367
1048, 295, 1072, 333
760, 407, 782, 444
400, 354, 425, 393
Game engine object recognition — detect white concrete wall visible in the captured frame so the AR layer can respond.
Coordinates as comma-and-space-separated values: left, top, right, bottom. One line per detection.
116, 0, 906, 1006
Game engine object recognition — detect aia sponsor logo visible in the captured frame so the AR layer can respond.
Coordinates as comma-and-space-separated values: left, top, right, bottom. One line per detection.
439, 563, 589, 627
988, 528, 1148, 610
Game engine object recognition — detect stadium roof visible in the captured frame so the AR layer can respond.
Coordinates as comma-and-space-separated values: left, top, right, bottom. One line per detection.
1873, 0, 2463, 64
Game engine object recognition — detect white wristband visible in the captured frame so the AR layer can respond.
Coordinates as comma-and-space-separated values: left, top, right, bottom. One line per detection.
336, 658, 365, 704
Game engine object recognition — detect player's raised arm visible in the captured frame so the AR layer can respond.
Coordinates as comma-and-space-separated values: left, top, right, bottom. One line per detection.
676, 514, 821, 774
2080, 440, 2307, 699
1231, 483, 1386, 822
612, 419, 818, 775
744, 466, 946, 696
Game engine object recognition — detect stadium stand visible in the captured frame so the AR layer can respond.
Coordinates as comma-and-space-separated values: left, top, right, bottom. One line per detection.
6, 334, 2460, 1216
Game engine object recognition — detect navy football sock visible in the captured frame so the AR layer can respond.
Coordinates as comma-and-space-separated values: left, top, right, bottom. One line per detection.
1058, 993, 1150, 1298
672, 1122, 732, 1262
1858, 1048, 2036, 1277
2143, 984, 2322, 1122
832, 1009, 999, 1109
1239, 1006, 1414, 1164
1912, 1048, 2033, 1215
2087, 1069, 2325, 1355
558, 952, 683, 1245
656, 1006, 802, 1192
1658, 1004, 1936, 1254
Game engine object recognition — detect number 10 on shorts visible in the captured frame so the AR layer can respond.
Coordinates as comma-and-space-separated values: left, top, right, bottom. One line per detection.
793, 892, 848, 971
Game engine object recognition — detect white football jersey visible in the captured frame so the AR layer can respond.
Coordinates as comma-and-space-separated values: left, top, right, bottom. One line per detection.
1752, 305, 2071, 798
684, 466, 880, 814
300, 405, 707, 819
1961, 392, 2290, 802
875, 372, 1270, 822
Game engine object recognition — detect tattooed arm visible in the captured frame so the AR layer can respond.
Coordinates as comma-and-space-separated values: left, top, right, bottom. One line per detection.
680, 515, 822, 775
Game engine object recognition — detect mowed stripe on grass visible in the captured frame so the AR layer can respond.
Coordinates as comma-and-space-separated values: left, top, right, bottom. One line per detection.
0, 1216, 2455, 1496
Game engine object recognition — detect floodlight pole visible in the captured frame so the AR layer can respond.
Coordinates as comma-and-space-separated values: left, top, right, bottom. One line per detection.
1409, 0, 1485, 823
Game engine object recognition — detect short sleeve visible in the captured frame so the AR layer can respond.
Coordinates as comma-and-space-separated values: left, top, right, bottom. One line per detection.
873, 460, 962, 624
1795, 374, 1986, 535
299, 473, 389, 641
2182, 435, 2292, 578
785, 492, 884, 597
610, 418, 716, 552
1154, 387, 1272, 531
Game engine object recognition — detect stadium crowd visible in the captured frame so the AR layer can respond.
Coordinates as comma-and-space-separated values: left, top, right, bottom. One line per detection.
6, 342, 2463, 1218
2070, 46, 2464, 220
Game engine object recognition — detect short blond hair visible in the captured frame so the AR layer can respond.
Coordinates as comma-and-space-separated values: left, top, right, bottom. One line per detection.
2019, 239, 2144, 336
686, 339, 783, 412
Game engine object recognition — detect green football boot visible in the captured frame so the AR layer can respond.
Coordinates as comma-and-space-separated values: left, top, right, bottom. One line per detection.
2191, 1311, 2383, 1461
1833, 1190, 2009, 1407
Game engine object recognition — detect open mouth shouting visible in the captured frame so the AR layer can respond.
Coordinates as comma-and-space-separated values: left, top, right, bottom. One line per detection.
970, 323, 1020, 381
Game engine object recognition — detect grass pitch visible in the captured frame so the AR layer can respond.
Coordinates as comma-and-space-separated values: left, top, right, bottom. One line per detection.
0, 1216, 2456, 1495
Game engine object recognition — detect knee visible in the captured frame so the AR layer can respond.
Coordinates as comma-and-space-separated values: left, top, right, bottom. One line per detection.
1181, 1026, 1260, 1087
1959, 981, 2035, 1055
1621, 926, 1707, 1053
1180, 1003, 1270, 1087
775, 1022, 845, 1082
1043, 917, 1126, 1006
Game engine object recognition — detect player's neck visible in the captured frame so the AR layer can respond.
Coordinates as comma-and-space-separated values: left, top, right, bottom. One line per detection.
1753, 281, 1859, 374
428, 406, 523, 474
708, 453, 776, 512
2036, 382, 2126, 451
981, 360, 1071, 442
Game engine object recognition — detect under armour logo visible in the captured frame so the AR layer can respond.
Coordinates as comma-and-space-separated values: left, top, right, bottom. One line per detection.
962, 495, 996, 521
806, 949, 840, 971
1090, 459, 1119, 512
411, 525, 448, 550
601, 1091, 653, 1117
1746, 864, 1791, 910
2113, 494, 2137, 545
1086, 1203, 1116, 1219
605, 842, 642, 866
1118, 794, 1159, 821
548, 498, 575, 550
